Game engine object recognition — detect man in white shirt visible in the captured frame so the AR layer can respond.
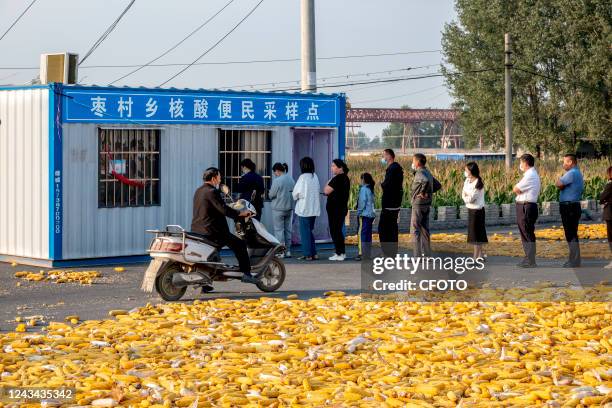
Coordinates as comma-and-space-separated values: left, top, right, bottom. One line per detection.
512, 153, 541, 267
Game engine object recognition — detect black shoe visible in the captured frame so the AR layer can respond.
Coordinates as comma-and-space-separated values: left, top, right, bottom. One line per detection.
562, 261, 580, 268
354, 255, 362, 261
518, 261, 537, 268
200, 284, 214, 293
241, 274, 259, 284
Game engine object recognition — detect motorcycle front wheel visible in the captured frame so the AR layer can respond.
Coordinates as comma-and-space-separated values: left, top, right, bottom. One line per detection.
155, 263, 187, 301
256, 258, 286, 292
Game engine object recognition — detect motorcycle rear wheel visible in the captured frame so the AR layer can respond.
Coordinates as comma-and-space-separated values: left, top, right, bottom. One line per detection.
256, 258, 286, 292
155, 263, 187, 301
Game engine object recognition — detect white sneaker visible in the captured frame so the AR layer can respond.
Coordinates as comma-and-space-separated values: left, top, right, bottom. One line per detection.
605, 261, 612, 269
329, 253, 346, 261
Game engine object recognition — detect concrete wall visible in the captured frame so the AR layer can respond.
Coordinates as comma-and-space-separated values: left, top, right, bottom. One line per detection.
0, 87, 50, 259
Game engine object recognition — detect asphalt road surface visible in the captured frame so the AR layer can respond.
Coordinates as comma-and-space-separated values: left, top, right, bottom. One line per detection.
0, 245, 608, 333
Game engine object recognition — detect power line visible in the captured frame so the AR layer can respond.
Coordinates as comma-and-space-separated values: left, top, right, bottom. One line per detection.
350, 84, 445, 104
159, 0, 266, 87
0, 0, 38, 43
513, 66, 603, 92
257, 71, 444, 92
79, 0, 137, 66
0, 50, 443, 70
108, 0, 236, 85
220, 64, 439, 90
268, 68, 501, 92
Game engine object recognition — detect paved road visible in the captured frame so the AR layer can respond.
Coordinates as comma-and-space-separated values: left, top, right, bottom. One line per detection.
0, 242, 608, 332
0, 248, 360, 332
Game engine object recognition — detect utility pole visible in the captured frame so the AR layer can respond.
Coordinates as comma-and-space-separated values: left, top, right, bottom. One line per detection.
504, 33, 513, 170
301, 0, 316, 92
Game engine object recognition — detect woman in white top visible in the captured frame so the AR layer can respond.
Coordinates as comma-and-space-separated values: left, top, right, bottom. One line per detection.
461, 162, 487, 259
292, 157, 321, 261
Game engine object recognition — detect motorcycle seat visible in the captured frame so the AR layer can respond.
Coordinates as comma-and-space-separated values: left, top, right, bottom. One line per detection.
185, 232, 222, 249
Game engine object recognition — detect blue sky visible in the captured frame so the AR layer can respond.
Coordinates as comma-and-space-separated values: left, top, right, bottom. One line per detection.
0, 0, 457, 136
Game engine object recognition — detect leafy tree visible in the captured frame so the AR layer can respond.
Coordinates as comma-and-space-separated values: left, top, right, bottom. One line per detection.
347, 130, 370, 149
441, 0, 611, 156
381, 122, 405, 148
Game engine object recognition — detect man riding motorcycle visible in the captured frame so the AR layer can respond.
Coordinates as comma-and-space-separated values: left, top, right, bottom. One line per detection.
191, 167, 258, 284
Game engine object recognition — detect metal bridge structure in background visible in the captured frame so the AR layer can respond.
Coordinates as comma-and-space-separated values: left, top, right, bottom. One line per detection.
346, 108, 461, 152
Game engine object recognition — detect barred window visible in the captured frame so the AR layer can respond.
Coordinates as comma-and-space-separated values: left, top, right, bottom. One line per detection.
218, 129, 272, 195
98, 128, 161, 208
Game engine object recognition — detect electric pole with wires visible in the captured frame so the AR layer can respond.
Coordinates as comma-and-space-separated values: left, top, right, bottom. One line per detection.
504, 33, 513, 170
301, 0, 316, 92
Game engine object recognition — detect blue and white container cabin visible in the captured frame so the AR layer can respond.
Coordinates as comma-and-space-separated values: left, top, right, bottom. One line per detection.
0, 83, 346, 267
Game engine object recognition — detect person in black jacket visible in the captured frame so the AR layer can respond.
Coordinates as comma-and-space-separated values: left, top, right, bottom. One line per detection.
236, 158, 265, 220
378, 149, 404, 257
191, 167, 257, 283
600, 165, 612, 269
324, 159, 351, 261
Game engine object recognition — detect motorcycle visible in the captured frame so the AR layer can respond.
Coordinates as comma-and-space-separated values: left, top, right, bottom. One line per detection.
141, 190, 286, 301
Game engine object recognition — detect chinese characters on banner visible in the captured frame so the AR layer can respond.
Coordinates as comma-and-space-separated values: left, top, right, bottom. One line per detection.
54, 170, 61, 234
63, 89, 339, 126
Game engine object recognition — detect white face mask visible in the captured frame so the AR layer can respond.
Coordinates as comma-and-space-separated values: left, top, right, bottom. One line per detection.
464, 170, 470, 178
411, 162, 417, 171
380, 158, 387, 166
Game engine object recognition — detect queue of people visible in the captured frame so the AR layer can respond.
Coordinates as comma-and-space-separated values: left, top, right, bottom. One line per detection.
192, 151, 611, 272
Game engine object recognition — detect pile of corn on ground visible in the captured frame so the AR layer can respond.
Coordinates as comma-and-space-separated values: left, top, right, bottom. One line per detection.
347, 224, 612, 260
13, 271, 102, 286
1, 292, 611, 407
12, 268, 125, 286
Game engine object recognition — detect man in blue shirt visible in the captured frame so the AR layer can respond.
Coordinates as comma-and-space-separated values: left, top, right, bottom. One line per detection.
556, 153, 584, 267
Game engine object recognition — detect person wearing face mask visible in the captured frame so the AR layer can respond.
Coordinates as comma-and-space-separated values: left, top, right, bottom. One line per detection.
191, 167, 257, 284
555, 154, 584, 268
410, 153, 442, 257
269, 162, 295, 258
599, 166, 612, 269
379, 149, 404, 257
461, 162, 487, 260
236, 158, 265, 221
512, 153, 542, 268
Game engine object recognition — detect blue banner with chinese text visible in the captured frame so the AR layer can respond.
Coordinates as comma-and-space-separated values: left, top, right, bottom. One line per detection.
62, 87, 339, 127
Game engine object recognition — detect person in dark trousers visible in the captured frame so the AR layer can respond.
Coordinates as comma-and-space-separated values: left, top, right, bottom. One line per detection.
236, 158, 265, 221
513, 153, 541, 268
269, 162, 295, 258
600, 166, 612, 269
410, 153, 442, 257
355, 172, 376, 261
378, 149, 404, 257
461, 162, 488, 259
191, 167, 257, 284
555, 154, 584, 267
324, 159, 350, 261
